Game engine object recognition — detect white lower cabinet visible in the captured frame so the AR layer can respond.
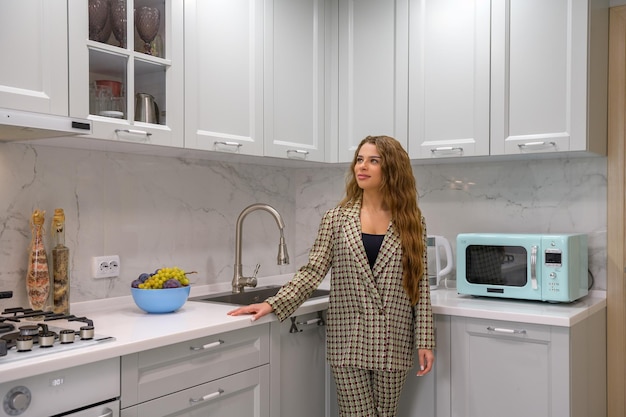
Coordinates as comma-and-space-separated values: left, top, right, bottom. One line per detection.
397, 315, 450, 417
449, 311, 606, 417
120, 324, 270, 417
277, 309, 328, 417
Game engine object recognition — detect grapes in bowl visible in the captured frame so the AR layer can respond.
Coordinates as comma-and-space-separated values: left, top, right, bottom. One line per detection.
130, 267, 193, 314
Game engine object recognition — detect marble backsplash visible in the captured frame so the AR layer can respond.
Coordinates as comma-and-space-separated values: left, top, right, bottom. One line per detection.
0, 142, 607, 308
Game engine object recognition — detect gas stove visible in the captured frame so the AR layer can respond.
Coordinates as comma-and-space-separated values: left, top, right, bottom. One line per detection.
0, 304, 114, 363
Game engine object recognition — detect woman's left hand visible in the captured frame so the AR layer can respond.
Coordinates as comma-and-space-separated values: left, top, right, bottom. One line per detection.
416, 349, 435, 376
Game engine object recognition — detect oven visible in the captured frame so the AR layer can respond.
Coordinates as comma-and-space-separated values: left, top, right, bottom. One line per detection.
0, 294, 119, 416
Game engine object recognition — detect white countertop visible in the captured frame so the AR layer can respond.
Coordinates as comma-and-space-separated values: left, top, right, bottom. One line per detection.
0, 274, 606, 384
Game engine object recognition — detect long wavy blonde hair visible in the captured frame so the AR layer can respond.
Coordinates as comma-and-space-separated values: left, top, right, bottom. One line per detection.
340, 136, 425, 305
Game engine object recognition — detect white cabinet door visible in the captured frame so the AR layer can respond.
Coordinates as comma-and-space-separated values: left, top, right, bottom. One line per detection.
450, 317, 557, 417
263, 0, 329, 162
397, 315, 451, 417
449, 314, 607, 417
279, 310, 327, 417
408, 0, 490, 159
0, 0, 69, 115
334, 0, 409, 163
68, 0, 184, 148
490, 0, 608, 155
184, 0, 264, 156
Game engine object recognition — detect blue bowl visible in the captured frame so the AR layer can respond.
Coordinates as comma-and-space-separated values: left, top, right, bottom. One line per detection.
131, 286, 190, 314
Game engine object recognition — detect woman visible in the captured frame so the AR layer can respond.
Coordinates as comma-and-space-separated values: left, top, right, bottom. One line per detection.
228, 135, 435, 416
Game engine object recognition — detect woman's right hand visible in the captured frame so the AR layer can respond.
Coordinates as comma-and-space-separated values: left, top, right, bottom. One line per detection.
227, 301, 274, 322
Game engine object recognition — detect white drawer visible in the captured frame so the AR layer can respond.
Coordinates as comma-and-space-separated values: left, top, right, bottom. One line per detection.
121, 365, 269, 417
121, 323, 270, 407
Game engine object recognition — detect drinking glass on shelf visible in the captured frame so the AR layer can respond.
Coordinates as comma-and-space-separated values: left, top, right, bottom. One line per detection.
135, 6, 160, 55
91, 84, 113, 116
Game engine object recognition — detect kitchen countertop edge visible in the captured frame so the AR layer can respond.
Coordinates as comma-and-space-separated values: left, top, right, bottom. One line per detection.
0, 275, 606, 384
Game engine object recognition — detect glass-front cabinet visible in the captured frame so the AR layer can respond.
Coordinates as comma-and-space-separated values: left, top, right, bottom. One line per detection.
68, 0, 183, 147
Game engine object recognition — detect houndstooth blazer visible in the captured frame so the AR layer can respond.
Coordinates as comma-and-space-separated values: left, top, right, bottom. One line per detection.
266, 199, 435, 371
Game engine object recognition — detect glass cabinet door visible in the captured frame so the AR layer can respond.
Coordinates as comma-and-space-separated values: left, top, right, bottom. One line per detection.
69, 0, 183, 147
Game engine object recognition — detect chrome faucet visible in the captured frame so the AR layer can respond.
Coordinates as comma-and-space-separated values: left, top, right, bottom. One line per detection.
232, 203, 290, 293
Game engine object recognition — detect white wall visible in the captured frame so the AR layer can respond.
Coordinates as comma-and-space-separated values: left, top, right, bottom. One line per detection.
0, 143, 606, 309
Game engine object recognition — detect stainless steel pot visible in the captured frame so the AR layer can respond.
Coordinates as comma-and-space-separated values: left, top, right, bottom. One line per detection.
135, 92, 159, 123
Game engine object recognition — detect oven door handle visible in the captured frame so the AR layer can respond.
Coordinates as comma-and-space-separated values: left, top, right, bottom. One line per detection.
530, 245, 538, 290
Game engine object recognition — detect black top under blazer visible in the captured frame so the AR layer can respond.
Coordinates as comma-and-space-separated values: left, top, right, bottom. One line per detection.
267, 199, 435, 371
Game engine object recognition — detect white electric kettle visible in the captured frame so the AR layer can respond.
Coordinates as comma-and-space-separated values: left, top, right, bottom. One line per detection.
427, 235, 453, 290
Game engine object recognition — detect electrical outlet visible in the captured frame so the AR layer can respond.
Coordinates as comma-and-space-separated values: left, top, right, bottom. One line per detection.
92, 255, 120, 278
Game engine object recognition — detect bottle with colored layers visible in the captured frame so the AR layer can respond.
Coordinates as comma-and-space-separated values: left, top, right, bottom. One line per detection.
26, 209, 50, 311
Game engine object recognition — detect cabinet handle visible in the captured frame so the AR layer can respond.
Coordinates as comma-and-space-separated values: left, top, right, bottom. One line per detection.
95, 409, 114, 417
214, 141, 242, 152
289, 311, 326, 333
297, 318, 321, 326
486, 326, 527, 335
115, 129, 152, 138
189, 339, 224, 351
286, 149, 309, 159
189, 389, 224, 404
517, 141, 556, 150
430, 146, 463, 155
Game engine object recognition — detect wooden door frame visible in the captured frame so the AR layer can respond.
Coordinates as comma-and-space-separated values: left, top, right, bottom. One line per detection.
608, 6, 626, 417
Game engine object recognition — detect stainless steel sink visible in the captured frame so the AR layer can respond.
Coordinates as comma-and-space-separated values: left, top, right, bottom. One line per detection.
189, 285, 330, 306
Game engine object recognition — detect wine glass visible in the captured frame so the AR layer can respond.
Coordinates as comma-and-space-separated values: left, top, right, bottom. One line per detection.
88, 0, 111, 42
135, 6, 160, 55
110, 0, 127, 48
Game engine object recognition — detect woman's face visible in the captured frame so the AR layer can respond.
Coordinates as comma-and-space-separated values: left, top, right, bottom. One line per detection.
354, 142, 383, 192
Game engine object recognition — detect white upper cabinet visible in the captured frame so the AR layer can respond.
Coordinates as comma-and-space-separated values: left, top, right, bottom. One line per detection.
409, 0, 607, 160
68, 0, 184, 148
263, 0, 329, 162
334, 0, 409, 163
0, 1, 69, 115
408, 0, 491, 159
490, 0, 607, 156
184, 0, 264, 156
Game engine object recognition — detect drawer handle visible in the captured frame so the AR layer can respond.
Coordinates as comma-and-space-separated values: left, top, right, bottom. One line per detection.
487, 326, 527, 335
189, 389, 224, 404
189, 339, 224, 351
96, 409, 114, 417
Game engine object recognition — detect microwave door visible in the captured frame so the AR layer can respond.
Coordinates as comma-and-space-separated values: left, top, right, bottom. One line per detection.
464, 245, 540, 299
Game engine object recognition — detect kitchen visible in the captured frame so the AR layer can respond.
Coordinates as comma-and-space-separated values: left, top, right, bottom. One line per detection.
0, 0, 619, 416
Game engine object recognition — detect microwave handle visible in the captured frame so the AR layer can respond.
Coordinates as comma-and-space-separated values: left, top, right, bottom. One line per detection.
530, 245, 538, 290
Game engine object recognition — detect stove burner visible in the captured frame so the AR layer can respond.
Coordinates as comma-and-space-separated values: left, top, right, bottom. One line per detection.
19, 324, 40, 336
16, 336, 33, 352
0, 306, 113, 362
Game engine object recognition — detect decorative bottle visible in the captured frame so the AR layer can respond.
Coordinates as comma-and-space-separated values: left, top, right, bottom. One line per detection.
51, 208, 70, 314
26, 209, 50, 311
